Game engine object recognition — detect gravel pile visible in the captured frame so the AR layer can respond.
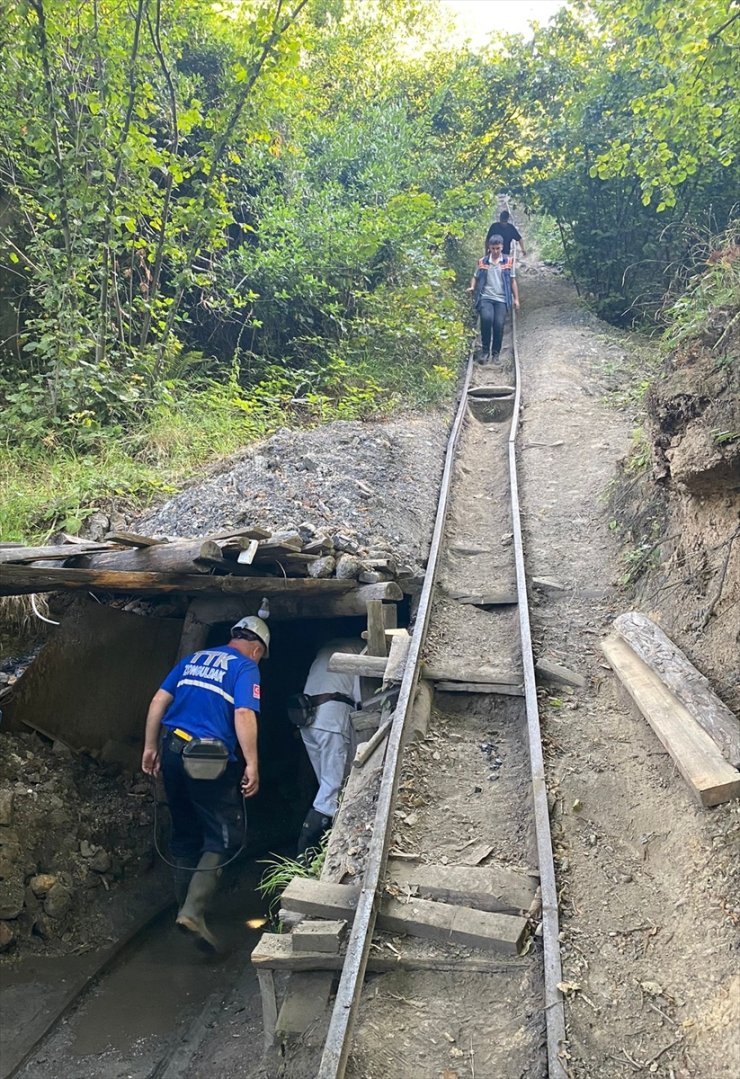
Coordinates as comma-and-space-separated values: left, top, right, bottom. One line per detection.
136, 415, 450, 577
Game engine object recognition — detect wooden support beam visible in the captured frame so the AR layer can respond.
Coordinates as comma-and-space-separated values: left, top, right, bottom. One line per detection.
423, 663, 522, 685
275, 970, 335, 1039
405, 679, 433, 743
185, 583, 402, 627
280, 878, 528, 955
253, 932, 527, 974
353, 719, 392, 768
104, 532, 166, 547
0, 542, 125, 564
365, 599, 387, 658
177, 602, 210, 661
0, 565, 357, 598
257, 970, 278, 1050
76, 538, 225, 574
383, 632, 410, 684
435, 681, 524, 696
614, 611, 740, 767
602, 634, 740, 807
328, 653, 388, 678
449, 591, 518, 606
386, 860, 538, 915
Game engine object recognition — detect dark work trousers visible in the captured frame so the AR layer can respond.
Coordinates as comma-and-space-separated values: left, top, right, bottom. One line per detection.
160, 732, 245, 860
478, 298, 507, 355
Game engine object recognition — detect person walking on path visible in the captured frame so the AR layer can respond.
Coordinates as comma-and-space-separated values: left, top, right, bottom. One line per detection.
468, 235, 520, 362
485, 209, 526, 256
295, 638, 362, 859
141, 615, 269, 952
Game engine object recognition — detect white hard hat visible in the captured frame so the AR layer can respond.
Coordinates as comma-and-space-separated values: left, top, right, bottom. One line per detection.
231, 616, 270, 657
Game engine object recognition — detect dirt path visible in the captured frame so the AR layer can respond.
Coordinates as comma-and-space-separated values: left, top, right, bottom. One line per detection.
516, 269, 739, 1079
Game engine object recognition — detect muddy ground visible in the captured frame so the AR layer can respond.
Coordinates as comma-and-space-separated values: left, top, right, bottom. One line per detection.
1, 249, 738, 1078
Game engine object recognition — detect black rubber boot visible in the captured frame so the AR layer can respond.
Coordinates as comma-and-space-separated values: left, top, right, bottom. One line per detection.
296, 807, 332, 860
175, 851, 223, 953
172, 856, 196, 907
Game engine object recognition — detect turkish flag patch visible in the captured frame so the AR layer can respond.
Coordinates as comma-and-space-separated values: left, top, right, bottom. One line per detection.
253, 683, 261, 699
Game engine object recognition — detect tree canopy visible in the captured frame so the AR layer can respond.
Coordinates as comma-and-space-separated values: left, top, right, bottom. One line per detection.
0, 0, 737, 457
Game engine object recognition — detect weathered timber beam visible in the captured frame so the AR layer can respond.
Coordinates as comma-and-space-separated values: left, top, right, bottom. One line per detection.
185, 583, 402, 627
103, 532, 166, 547
614, 611, 740, 767
281, 878, 528, 954
252, 932, 525, 974
0, 543, 126, 564
0, 565, 357, 598
385, 860, 538, 914
74, 538, 224, 574
602, 634, 740, 807
328, 653, 387, 678
328, 652, 522, 690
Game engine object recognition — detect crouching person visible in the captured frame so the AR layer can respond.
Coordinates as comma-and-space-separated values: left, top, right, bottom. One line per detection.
141, 616, 269, 952
293, 639, 362, 860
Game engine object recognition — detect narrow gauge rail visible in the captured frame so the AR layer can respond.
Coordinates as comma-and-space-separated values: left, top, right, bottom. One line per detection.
6, 230, 567, 1079
314, 241, 567, 1079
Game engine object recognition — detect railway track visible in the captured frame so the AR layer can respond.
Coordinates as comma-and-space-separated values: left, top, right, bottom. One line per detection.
294, 237, 567, 1078
4, 224, 567, 1079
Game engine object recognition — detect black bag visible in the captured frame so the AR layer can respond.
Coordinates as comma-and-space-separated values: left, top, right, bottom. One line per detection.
286, 691, 355, 728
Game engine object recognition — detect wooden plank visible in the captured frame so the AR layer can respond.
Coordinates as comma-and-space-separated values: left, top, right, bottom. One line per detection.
0, 566, 357, 598
353, 720, 392, 767
361, 599, 387, 703
183, 584, 401, 629
386, 860, 538, 914
614, 611, 740, 768
535, 657, 586, 689
292, 920, 347, 954
103, 532, 166, 547
206, 526, 272, 542
328, 653, 387, 678
435, 681, 524, 696
253, 933, 527, 974
380, 894, 527, 955
236, 539, 260, 566
281, 879, 527, 954
365, 599, 387, 658
177, 602, 210, 661
450, 591, 518, 606
423, 663, 522, 684
0, 543, 124, 564
602, 634, 740, 807
77, 538, 224, 573
405, 679, 433, 743
321, 738, 386, 883
276, 970, 334, 1037
257, 969, 278, 1049
384, 633, 410, 684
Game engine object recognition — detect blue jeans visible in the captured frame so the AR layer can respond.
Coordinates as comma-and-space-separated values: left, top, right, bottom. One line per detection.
478, 299, 507, 355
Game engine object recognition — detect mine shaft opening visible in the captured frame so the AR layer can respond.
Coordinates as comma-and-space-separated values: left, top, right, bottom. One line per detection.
205, 609, 409, 855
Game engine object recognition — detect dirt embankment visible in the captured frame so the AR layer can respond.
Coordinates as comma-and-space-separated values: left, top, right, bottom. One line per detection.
0, 732, 153, 956
517, 263, 739, 1079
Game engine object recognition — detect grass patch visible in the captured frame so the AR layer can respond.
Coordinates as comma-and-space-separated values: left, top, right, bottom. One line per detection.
1, 327, 460, 541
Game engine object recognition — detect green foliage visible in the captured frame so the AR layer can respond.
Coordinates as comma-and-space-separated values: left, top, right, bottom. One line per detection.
661, 224, 740, 358
257, 844, 327, 924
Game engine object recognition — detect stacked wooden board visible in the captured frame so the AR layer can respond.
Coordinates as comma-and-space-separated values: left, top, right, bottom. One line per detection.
602, 611, 740, 807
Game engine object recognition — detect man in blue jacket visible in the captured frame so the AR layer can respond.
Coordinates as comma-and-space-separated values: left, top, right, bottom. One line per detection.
142, 615, 269, 951
469, 235, 520, 362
